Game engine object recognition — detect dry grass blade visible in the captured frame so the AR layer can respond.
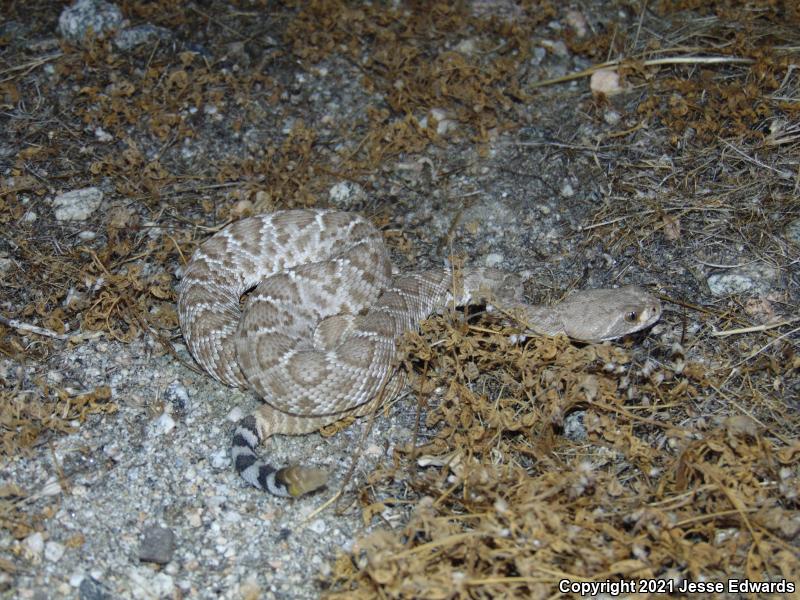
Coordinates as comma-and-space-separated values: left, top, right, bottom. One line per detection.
528, 54, 756, 90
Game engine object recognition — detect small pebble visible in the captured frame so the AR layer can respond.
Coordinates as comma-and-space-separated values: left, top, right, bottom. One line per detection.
565, 10, 588, 37
58, 0, 124, 43
590, 69, 623, 96
139, 526, 176, 565
210, 449, 229, 469
604, 110, 621, 125
226, 406, 244, 422
706, 264, 776, 296
94, 127, 112, 142
307, 519, 327, 535
425, 108, 458, 136
151, 412, 176, 436
187, 510, 203, 528
484, 253, 504, 268
78, 576, 110, 600
23, 532, 44, 562
454, 38, 478, 55
53, 187, 104, 221
530, 46, 546, 65
165, 381, 190, 412
45, 541, 65, 562
328, 181, 367, 209
231, 200, 254, 219
563, 411, 588, 441
129, 568, 175, 599
540, 39, 569, 58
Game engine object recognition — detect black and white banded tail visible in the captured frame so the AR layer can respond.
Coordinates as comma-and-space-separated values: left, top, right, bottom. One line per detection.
231, 416, 328, 497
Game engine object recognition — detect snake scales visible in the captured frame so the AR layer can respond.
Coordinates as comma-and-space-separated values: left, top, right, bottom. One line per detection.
177, 209, 661, 497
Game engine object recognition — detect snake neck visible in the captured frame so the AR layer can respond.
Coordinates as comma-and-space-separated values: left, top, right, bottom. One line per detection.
507, 304, 566, 337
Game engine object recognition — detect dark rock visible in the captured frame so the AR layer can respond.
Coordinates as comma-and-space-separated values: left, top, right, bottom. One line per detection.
79, 577, 111, 600
139, 526, 176, 565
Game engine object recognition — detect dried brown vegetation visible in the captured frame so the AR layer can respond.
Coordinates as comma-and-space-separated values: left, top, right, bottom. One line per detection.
323, 310, 798, 598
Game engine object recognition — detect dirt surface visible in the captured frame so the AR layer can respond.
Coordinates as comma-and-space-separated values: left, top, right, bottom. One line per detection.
1, 1, 798, 599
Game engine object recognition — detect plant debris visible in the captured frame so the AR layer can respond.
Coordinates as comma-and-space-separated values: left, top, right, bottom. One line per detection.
323, 310, 799, 598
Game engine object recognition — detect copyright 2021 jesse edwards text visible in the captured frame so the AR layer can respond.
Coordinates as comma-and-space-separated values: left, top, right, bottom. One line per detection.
559, 577, 795, 595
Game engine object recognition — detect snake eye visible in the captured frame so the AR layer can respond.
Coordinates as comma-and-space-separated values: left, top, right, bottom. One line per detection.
624, 310, 638, 323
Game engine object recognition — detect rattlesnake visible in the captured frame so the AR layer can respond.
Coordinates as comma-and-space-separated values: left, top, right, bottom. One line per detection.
177, 209, 661, 497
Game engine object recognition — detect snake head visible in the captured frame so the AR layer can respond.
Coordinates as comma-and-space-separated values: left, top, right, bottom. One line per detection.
558, 286, 662, 342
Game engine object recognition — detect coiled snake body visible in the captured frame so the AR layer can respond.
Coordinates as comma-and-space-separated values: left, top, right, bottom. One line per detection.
177, 209, 661, 497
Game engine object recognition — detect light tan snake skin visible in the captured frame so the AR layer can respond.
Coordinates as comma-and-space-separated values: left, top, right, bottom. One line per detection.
177, 209, 661, 496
